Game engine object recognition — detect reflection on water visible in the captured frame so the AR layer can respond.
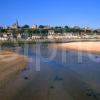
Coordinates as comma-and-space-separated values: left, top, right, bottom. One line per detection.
14, 43, 100, 87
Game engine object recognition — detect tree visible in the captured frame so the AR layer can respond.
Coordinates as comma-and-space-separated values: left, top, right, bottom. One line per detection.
93, 29, 100, 33
22, 25, 30, 29
41, 29, 48, 36
55, 26, 62, 29
0, 29, 7, 33
11, 29, 17, 39
54, 26, 63, 34
64, 26, 72, 32
39, 25, 45, 29
64, 26, 69, 29
86, 29, 92, 33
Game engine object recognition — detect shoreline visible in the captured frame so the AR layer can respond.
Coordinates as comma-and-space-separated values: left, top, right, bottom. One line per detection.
0, 38, 100, 45
50, 42, 100, 54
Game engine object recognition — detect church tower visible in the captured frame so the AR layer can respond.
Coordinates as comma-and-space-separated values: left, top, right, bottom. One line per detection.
11, 19, 19, 29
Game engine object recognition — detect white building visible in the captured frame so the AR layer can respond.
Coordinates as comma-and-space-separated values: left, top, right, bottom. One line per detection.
32, 35, 41, 39
0, 37, 7, 41
3, 33, 8, 38
32, 24, 38, 29
17, 34, 22, 39
48, 30, 55, 35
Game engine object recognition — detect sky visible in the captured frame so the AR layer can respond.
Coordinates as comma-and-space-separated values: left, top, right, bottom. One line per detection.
0, 0, 100, 28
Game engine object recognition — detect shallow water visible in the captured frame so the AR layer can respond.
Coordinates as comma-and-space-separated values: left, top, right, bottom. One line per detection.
1, 43, 100, 100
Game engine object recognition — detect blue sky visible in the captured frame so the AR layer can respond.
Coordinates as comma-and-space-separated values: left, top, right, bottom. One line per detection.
0, 0, 100, 28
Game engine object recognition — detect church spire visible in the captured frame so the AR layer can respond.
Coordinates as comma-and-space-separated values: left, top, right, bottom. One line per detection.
16, 19, 19, 27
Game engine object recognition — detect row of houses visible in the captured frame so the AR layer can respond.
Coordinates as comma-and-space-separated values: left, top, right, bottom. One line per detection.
0, 31, 100, 41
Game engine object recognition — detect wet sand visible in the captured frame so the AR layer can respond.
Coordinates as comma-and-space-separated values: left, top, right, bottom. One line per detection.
0, 43, 100, 100
0, 50, 28, 88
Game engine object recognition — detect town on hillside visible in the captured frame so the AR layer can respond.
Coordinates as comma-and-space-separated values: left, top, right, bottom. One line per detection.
0, 20, 100, 41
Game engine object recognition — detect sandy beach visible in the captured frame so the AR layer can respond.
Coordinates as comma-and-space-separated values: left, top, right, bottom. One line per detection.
0, 50, 28, 88
50, 42, 100, 54
1, 43, 100, 100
